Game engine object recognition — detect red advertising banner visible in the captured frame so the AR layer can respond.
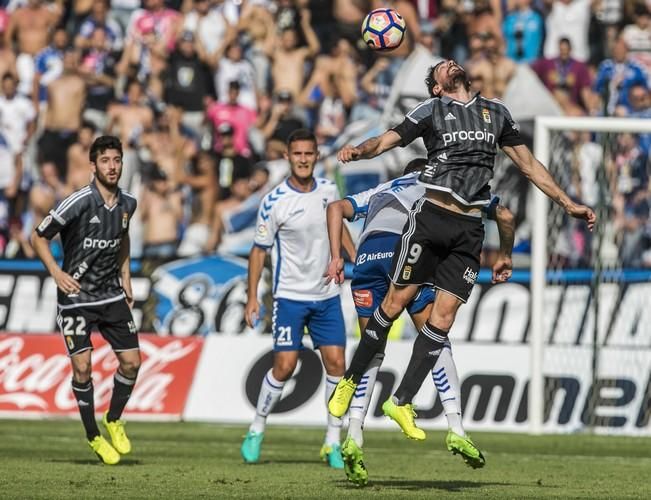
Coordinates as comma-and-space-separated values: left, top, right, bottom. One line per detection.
0, 333, 203, 418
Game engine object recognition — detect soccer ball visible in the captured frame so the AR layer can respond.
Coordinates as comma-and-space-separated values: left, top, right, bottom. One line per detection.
361, 8, 406, 51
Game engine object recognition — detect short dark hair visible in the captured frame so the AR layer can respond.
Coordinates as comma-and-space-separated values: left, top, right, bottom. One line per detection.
403, 158, 428, 175
81, 120, 96, 132
89, 135, 123, 164
559, 37, 572, 48
425, 61, 445, 98
287, 128, 317, 148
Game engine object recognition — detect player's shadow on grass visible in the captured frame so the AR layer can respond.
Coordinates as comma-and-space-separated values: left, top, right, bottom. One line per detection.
254, 459, 317, 465
48, 458, 143, 466
366, 479, 516, 492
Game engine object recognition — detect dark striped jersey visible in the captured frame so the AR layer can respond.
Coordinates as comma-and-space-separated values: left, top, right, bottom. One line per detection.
35, 181, 137, 309
391, 92, 524, 206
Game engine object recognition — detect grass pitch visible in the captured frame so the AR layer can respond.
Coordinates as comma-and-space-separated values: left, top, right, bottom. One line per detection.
0, 420, 649, 499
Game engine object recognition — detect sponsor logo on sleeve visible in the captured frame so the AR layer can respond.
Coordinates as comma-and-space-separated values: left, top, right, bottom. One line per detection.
37, 215, 52, 232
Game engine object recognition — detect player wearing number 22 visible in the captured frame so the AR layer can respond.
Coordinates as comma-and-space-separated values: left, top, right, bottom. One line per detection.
31, 136, 138, 465
329, 60, 596, 450
242, 129, 356, 468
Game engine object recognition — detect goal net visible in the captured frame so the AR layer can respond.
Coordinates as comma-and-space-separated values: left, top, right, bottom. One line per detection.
529, 117, 651, 435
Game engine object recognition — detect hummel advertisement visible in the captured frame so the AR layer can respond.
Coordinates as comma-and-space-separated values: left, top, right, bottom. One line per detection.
184, 336, 651, 435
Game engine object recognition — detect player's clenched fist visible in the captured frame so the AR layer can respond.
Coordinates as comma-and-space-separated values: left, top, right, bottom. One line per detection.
337, 145, 361, 163
245, 300, 260, 328
324, 257, 345, 285
491, 254, 513, 284
565, 203, 596, 231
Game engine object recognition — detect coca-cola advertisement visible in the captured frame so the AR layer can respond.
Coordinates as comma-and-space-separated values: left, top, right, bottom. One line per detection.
0, 333, 203, 418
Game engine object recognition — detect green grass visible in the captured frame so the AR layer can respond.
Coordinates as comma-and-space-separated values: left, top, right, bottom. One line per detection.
0, 420, 649, 499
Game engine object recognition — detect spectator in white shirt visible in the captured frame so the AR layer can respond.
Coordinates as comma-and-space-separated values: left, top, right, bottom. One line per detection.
544, 0, 592, 63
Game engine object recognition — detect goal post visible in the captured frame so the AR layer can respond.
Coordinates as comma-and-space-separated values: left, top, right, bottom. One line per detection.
529, 116, 651, 435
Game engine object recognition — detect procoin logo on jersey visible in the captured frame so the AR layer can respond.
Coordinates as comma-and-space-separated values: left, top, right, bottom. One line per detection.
83, 237, 121, 249
442, 129, 496, 146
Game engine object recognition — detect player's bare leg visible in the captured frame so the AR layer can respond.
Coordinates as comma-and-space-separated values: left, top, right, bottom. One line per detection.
103, 349, 141, 455
70, 349, 120, 465
328, 284, 417, 417
319, 345, 345, 469
242, 351, 298, 463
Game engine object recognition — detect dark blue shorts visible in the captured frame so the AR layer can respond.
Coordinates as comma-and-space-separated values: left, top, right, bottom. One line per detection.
351, 232, 435, 318
271, 295, 346, 351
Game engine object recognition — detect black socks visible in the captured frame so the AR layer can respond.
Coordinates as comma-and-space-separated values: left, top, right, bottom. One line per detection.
107, 370, 137, 422
71, 378, 100, 440
394, 322, 448, 405
344, 307, 395, 383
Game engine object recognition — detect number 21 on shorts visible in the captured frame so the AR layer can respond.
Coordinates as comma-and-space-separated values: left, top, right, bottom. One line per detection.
274, 325, 292, 347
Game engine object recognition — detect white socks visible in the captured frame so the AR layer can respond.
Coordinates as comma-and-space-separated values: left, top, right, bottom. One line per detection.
250, 369, 285, 434
432, 344, 465, 436
347, 353, 384, 447
324, 375, 343, 445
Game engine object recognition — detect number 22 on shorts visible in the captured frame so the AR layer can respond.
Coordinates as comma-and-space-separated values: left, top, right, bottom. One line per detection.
58, 315, 87, 350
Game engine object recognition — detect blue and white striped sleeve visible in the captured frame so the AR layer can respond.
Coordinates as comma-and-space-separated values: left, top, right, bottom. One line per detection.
253, 193, 279, 250
344, 178, 396, 221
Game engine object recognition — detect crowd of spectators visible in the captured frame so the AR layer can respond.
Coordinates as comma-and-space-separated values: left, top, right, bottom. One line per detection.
0, 0, 648, 268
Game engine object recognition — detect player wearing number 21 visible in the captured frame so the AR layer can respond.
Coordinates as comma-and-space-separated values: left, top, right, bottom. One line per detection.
31, 136, 139, 465
242, 129, 356, 468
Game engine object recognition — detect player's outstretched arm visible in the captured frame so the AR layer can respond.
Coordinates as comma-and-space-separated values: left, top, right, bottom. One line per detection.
492, 205, 515, 284
245, 245, 267, 328
502, 144, 596, 231
337, 130, 402, 163
325, 199, 355, 285
30, 231, 80, 295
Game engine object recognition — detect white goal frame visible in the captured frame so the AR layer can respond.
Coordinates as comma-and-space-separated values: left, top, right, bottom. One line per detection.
530, 116, 651, 435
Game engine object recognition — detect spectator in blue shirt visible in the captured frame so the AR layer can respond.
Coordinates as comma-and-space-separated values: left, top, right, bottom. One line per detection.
75, 0, 123, 52
503, 0, 544, 63
32, 27, 68, 108
594, 36, 649, 115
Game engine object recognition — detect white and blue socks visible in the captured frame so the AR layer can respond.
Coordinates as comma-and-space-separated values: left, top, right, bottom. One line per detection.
250, 369, 285, 434
325, 375, 343, 445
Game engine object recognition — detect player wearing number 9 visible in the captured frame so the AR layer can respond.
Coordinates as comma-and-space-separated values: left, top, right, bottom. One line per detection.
31, 136, 139, 466
325, 158, 515, 483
